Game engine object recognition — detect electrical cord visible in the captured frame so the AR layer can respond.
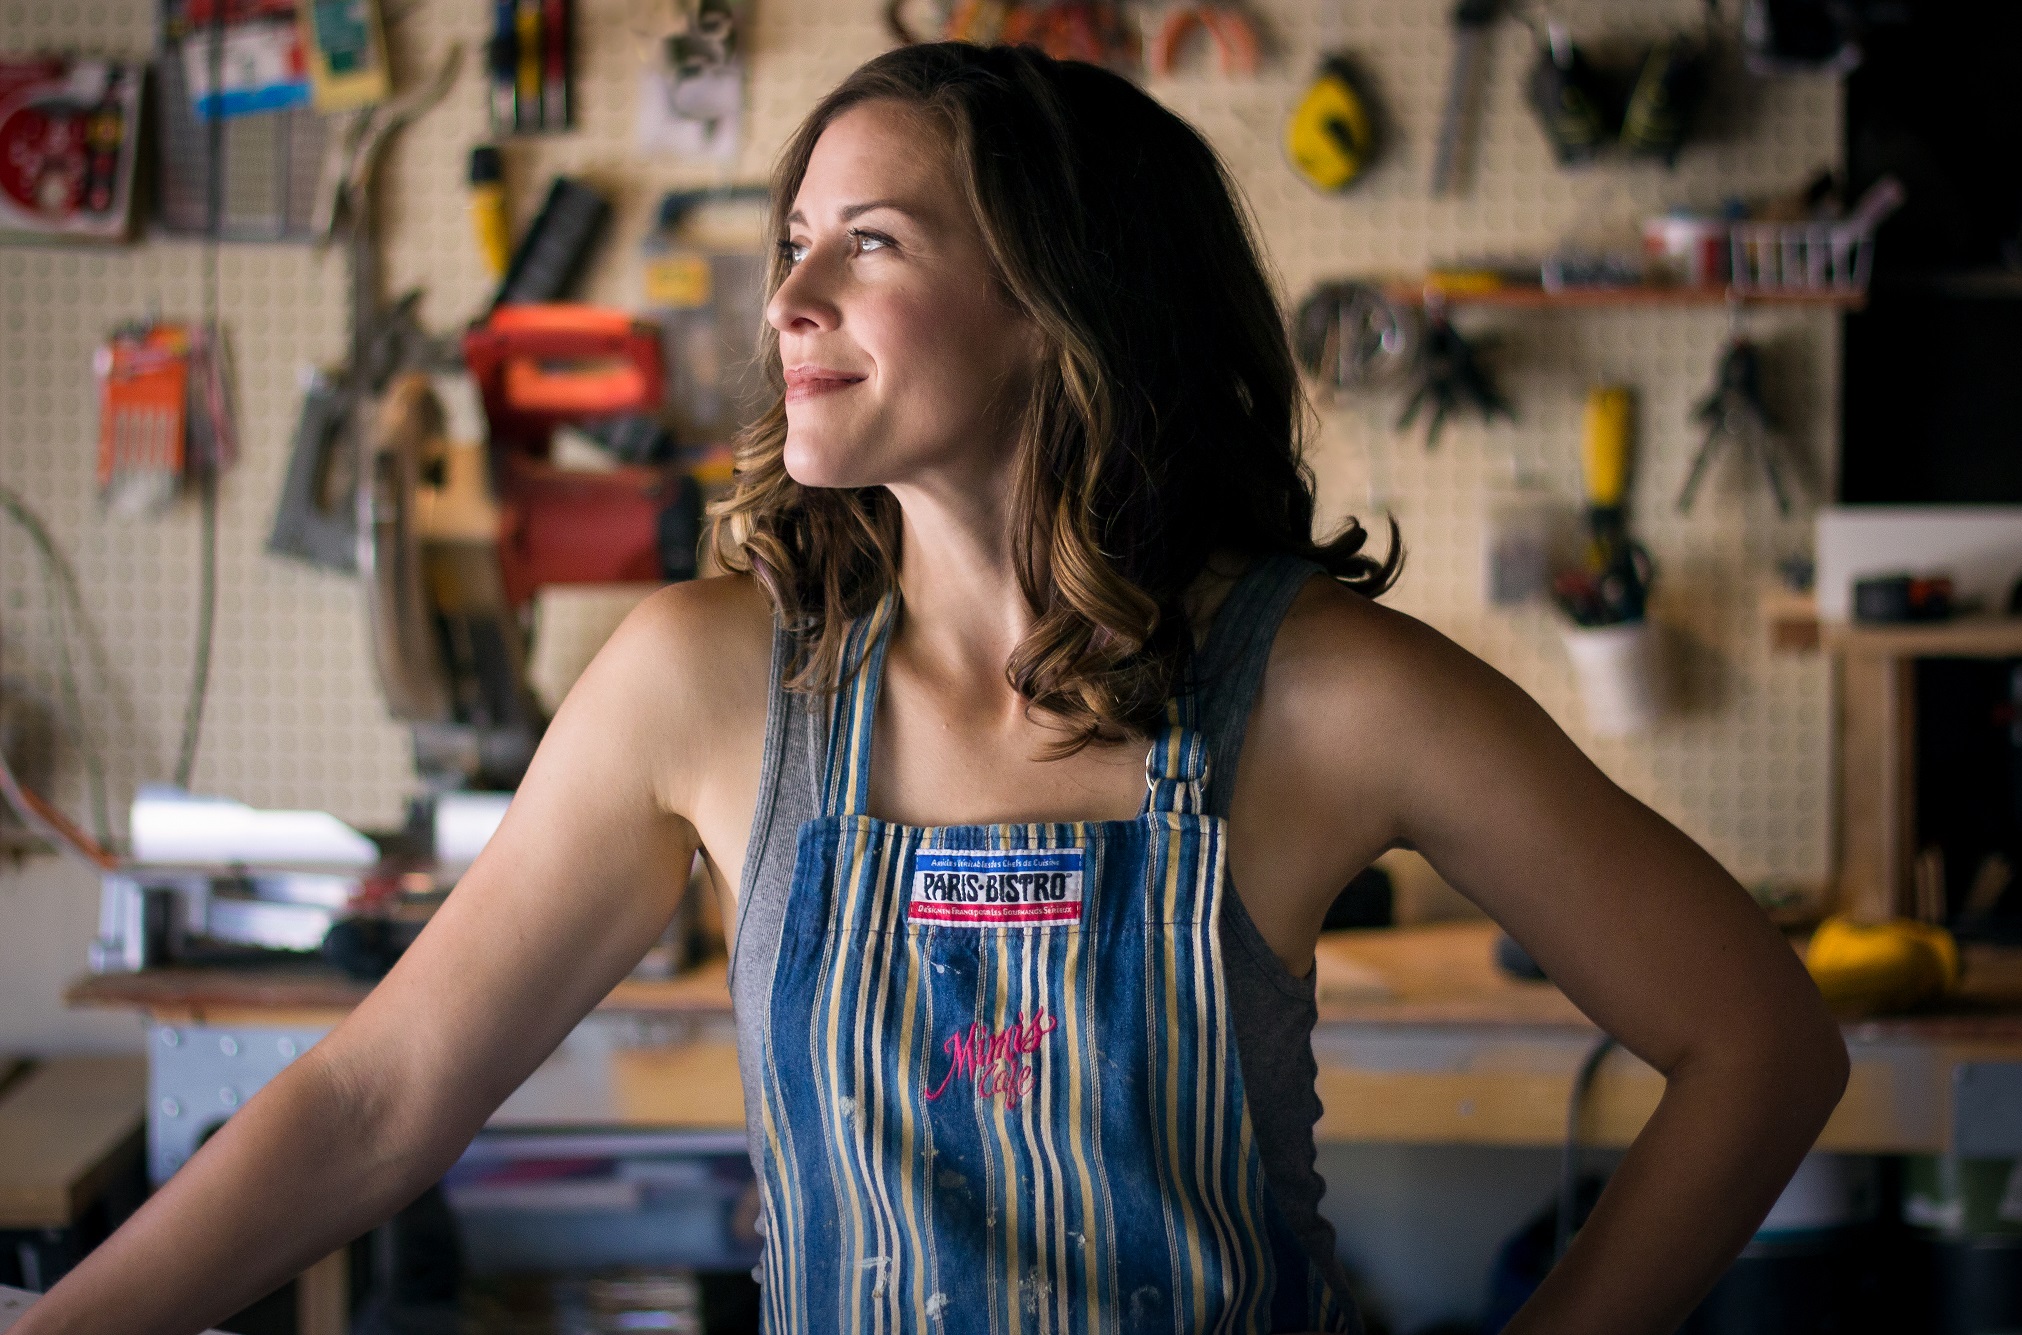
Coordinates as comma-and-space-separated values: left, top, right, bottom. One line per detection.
0, 728, 119, 869
172, 0, 227, 792
1556, 1032, 1617, 1263
174, 425, 218, 791
0, 484, 113, 847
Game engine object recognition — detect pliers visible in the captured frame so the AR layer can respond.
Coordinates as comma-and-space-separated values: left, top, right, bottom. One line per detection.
1395, 312, 1514, 448
309, 43, 465, 248
1677, 338, 1791, 515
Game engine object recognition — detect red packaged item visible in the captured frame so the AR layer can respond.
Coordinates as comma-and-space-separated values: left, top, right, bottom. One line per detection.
95, 325, 192, 517
0, 55, 144, 240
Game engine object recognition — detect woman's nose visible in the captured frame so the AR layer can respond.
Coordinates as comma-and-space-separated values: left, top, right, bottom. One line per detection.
766, 256, 840, 336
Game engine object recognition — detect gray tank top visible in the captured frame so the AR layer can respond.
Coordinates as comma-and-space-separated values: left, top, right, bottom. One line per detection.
728, 552, 1346, 1289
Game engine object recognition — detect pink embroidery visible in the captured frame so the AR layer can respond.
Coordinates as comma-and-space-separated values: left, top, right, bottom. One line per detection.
923, 1010, 1058, 1109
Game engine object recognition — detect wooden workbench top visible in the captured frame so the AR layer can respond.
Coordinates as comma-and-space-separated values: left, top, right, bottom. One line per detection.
1318, 921, 2022, 1040
0, 1056, 145, 1230
66, 957, 736, 1027
67, 923, 2022, 1039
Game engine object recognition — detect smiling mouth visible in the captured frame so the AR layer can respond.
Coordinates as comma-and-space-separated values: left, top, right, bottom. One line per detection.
784, 368, 866, 400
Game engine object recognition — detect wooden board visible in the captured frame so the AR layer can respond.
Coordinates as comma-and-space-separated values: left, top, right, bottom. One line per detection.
68, 926, 2022, 1038
0, 1056, 146, 1229
611, 1041, 747, 1128
602, 958, 735, 1013
66, 957, 737, 1024
1312, 1043, 1969, 1152
65, 965, 371, 1019
1318, 922, 2022, 1037
1824, 616, 2022, 658
1317, 1061, 1665, 1148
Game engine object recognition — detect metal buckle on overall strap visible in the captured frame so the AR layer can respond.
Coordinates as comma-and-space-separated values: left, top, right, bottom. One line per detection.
1144, 721, 1211, 816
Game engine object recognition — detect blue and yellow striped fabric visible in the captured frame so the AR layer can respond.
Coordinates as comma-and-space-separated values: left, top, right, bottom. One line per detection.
754, 595, 1355, 1334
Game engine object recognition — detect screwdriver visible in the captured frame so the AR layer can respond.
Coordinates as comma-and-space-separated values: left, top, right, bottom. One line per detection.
468, 146, 511, 281
515, 0, 542, 131
487, 0, 516, 133
1430, 0, 1497, 195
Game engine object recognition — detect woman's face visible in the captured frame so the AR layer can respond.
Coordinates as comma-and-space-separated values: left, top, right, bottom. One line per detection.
767, 99, 1041, 493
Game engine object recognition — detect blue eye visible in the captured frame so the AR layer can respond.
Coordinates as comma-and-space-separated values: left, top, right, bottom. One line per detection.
777, 238, 809, 267
849, 228, 894, 254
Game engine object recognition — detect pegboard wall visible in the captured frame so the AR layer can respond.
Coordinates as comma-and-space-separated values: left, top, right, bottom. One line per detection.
0, 0, 1840, 1048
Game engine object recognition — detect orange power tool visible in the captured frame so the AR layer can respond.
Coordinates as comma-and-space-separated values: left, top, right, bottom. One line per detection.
461, 304, 691, 607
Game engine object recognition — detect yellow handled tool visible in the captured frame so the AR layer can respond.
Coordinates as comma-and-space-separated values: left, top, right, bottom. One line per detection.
1581, 385, 1633, 511
468, 145, 511, 281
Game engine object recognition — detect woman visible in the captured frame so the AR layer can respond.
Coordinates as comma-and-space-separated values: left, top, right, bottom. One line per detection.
23, 42, 1846, 1335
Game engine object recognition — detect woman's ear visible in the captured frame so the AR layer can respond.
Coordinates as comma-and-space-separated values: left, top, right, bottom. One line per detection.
1019, 315, 1048, 378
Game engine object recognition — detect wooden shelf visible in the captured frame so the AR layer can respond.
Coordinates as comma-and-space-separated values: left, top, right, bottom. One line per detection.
1763, 588, 1822, 653
1383, 282, 1867, 311
1823, 616, 2022, 658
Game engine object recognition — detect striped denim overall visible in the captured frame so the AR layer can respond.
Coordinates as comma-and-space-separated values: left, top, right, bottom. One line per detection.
752, 594, 1355, 1334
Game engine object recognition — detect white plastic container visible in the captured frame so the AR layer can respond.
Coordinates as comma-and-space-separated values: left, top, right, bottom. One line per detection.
1560, 620, 1668, 737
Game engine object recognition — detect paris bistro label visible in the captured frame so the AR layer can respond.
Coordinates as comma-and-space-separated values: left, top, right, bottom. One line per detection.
908, 848, 1084, 928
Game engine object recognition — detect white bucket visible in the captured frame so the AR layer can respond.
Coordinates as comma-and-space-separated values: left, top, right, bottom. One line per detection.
1560, 620, 1668, 737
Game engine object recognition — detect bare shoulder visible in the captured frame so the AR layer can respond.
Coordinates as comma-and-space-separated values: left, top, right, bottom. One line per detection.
560, 573, 777, 819
1239, 574, 1576, 854
609, 571, 776, 683
1261, 574, 1527, 743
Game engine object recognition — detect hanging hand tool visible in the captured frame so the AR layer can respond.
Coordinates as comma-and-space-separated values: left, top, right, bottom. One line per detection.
1555, 386, 1654, 625
1677, 338, 1792, 516
542, 0, 571, 128
1293, 282, 1418, 396
309, 44, 463, 253
1429, 0, 1497, 195
665, 0, 737, 77
487, 0, 518, 131
1395, 309, 1512, 448
514, 0, 542, 130
1525, 19, 1612, 166
1741, 0, 1863, 76
468, 145, 512, 281
329, 43, 464, 373
1619, 27, 1711, 166
1151, 5, 1261, 77
272, 45, 463, 573
1285, 54, 1376, 191
1580, 385, 1652, 623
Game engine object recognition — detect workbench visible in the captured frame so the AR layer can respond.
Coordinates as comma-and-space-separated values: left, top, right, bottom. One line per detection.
68, 921, 2022, 1152
65, 922, 2022, 1330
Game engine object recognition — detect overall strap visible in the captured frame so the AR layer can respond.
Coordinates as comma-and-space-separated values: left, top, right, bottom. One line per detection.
820, 589, 900, 819
1144, 679, 1211, 816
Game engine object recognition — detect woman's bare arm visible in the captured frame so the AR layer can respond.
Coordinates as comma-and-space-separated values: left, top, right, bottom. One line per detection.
1240, 584, 1848, 1335
16, 583, 751, 1335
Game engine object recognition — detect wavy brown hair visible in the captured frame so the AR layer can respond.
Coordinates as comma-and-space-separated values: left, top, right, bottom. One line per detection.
710, 40, 1401, 751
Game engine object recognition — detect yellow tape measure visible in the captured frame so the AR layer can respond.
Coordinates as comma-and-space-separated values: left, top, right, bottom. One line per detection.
1285, 56, 1375, 192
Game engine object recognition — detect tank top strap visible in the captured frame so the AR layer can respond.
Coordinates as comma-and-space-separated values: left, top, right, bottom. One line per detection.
1194, 553, 1328, 818
819, 589, 900, 819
